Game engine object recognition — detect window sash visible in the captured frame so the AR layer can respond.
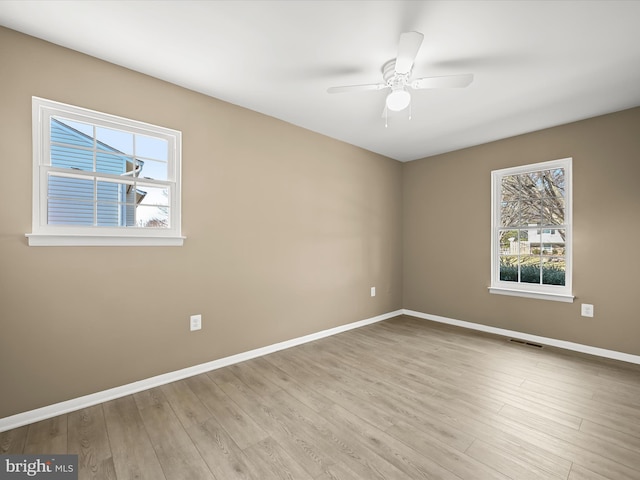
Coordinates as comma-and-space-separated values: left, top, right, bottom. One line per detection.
43, 169, 172, 229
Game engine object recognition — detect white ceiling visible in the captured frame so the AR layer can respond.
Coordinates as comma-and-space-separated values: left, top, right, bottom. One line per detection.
2, 0, 640, 161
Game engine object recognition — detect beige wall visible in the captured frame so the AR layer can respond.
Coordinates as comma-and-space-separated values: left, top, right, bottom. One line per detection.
0, 28, 403, 418
403, 107, 640, 357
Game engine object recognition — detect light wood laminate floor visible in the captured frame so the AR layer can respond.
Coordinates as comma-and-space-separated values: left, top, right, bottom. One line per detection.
2, 315, 640, 479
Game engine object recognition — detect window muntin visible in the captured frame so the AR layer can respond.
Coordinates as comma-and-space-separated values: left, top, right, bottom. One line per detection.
491, 158, 572, 301
29, 97, 183, 246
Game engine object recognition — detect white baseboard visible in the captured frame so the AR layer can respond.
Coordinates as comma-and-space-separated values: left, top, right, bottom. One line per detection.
403, 309, 640, 365
0, 309, 402, 433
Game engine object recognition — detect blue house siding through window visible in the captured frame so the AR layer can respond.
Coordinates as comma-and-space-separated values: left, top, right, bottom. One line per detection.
48, 118, 146, 227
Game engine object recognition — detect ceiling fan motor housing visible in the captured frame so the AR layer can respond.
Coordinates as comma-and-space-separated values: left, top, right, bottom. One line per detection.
382, 59, 410, 88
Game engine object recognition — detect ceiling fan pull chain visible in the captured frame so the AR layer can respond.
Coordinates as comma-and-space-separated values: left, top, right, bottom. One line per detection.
385, 107, 388, 128
409, 102, 412, 120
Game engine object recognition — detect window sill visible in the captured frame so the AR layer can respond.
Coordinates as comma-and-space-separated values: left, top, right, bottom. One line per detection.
26, 233, 185, 247
489, 287, 574, 303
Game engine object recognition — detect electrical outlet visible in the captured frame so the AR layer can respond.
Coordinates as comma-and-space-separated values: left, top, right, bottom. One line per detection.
370, 286, 376, 297
581, 304, 594, 318
190, 314, 202, 331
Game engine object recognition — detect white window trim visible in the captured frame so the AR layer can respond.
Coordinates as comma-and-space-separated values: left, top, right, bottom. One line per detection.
27, 97, 184, 246
490, 158, 573, 303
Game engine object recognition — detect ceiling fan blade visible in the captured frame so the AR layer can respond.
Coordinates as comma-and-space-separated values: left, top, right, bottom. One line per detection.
395, 31, 424, 75
327, 83, 387, 94
411, 73, 474, 89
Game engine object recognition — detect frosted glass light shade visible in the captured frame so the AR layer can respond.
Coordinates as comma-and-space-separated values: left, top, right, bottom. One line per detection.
386, 89, 410, 111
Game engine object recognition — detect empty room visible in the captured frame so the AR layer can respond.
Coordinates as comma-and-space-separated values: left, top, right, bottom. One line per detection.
1, 1, 639, 479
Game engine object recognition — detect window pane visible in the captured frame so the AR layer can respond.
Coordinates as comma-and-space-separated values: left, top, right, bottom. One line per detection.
519, 200, 543, 226
97, 202, 121, 226
96, 126, 133, 154
136, 205, 169, 228
137, 185, 169, 206
545, 229, 565, 255
520, 256, 541, 284
542, 168, 565, 198
136, 135, 168, 161
137, 158, 168, 181
542, 257, 565, 285
48, 199, 94, 225
48, 175, 94, 225
516, 229, 530, 254
96, 151, 129, 175
499, 256, 518, 282
51, 144, 93, 171
51, 117, 93, 144
543, 199, 564, 225
539, 229, 565, 253
519, 172, 544, 199
97, 181, 126, 203
499, 230, 516, 254
500, 201, 519, 227
48, 175, 94, 200
501, 175, 520, 202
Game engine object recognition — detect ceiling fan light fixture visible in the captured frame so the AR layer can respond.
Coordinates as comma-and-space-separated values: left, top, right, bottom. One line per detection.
386, 88, 410, 111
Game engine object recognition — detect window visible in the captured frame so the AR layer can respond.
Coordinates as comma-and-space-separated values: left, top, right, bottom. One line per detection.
490, 158, 573, 302
28, 97, 183, 246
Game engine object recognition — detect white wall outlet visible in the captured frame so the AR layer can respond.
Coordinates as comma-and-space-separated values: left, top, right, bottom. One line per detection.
190, 314, 202, 331
581, 304, 594, 318
370, 286, 376, 297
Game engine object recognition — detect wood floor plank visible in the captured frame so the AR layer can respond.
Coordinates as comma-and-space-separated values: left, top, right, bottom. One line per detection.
102, 395, 167, 480
133, 388, 216, 480
67, 405, 116, 480
385, 420, 510, 480
499, 402, 640, 473
518, 378, 640, 433
579, 419, 640, 452
226, 361, 282, 397
304, 354, 478, 454
0, 425, 28, 454
266, 389, 413, 480
186, 416, 255, 480
322, 333, 507, 414
242, 436, 314, 480
185, 373, 269, 450
326, 403, 463, 480
247, 355, 334, 412
568, 463, 613, 480
485, 403, 640, 479
23, 416, 67, 454
499, 403, 582, 435
465, 439, 565, 480
263, 352, 398, 430
160, 378, 212, 429
592, 387, 640, 411
314, 461, 370, 480
215, 380, 337, 478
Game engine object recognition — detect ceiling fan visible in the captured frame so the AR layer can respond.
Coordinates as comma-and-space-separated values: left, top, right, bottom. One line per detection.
327, 31, 473, 114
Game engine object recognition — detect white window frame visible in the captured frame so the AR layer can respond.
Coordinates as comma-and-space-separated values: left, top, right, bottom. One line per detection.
490, 158, 573, 302
27, 97, 184, 246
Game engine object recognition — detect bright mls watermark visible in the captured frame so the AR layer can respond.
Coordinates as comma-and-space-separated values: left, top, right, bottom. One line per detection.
0, 455, 77, 479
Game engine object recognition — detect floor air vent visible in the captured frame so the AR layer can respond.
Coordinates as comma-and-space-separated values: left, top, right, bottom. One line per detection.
509, 338, 543, 348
